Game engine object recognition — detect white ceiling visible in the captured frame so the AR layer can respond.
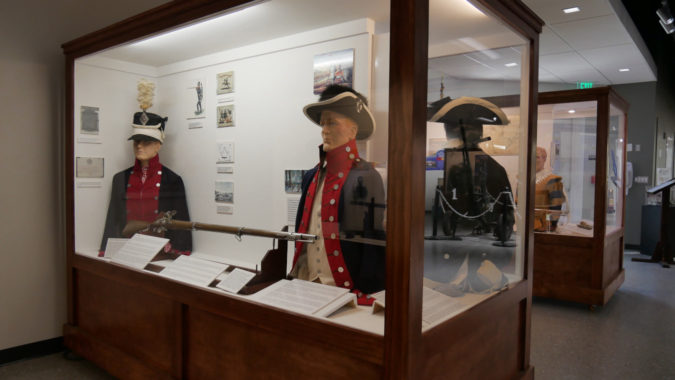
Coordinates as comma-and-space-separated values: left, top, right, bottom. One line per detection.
94, 0, 656, 86
523, 0, 656, 85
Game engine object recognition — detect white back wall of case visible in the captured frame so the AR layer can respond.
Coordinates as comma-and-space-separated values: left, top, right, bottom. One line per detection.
74, 20, 374, 266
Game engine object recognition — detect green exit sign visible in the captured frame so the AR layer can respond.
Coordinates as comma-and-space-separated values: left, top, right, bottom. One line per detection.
577, 82, 594, 89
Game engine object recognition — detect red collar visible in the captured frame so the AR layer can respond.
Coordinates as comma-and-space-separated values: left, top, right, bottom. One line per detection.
319, 140, 360, 174
133, 154, 161, 173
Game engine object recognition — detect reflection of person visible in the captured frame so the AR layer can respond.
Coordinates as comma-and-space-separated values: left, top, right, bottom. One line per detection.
534, 147, 565, 232
290, 85, 386, 303
100, 110, 192, 256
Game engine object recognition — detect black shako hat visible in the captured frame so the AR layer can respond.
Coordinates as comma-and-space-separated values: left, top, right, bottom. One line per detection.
427, 96, 509, 126
128, 111, 168, 143
303, 85, 375, 140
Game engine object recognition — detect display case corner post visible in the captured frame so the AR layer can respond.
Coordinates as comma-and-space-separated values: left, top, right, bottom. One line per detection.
521, 32, 540, 375
593, 95, 610, 245
384, 0, 428, 378
65, 52, 76, 326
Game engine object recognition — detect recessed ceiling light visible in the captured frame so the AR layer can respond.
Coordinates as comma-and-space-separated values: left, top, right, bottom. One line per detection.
563, 6, 580, 14
619, 68, 630, 72
504, 62, 518, 67
568, 109, 576, 114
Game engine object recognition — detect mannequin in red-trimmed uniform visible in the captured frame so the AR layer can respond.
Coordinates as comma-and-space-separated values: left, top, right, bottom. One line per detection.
99, 83, 192, 256
290, 85, 386, 305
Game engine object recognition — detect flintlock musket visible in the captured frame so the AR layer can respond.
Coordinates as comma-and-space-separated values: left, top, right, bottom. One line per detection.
122, 210, 317, 243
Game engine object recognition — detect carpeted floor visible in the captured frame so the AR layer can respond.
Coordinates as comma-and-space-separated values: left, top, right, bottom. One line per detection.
530, 250, 675, 379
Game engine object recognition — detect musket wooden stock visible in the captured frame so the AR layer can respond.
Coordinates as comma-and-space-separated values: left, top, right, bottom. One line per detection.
168, 220, 294, 240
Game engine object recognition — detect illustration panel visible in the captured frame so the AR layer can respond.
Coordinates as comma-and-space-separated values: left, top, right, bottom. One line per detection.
80, 106, 100, 135
215, 181, 234, 203
76, 157, 104, 178
217, 141, 234, 164
217, 104, 235, 128
216, 71, 234, 95
285, 170, 308, 193
187, 79, 206, 119
313, 48, 354, 94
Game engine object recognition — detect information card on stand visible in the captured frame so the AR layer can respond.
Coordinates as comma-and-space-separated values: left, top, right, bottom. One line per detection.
159, 255, 229, 287
252, 279, 356, 317
110, 234, 168, 269
216, 268, 256, 293
104, 238, 128, 258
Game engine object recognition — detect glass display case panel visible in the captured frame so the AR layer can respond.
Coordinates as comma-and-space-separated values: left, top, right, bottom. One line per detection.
535, 101, 598, 237
606, 103, 626, 233
422, 0, 530, 331
72, 0, 391, 332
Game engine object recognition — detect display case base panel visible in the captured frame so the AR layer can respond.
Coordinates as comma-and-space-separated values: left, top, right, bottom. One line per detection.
64, 324, 173, 380
421, 283, 531, 380
65, 264, 383, 380
533, 234, 625, 306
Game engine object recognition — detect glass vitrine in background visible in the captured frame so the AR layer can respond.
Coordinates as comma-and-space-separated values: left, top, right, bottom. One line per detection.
533, 87, 628, 307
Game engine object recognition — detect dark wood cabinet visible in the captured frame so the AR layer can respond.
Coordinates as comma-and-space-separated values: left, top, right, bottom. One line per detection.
533, 87, 629, 307
63, 1, 543, 378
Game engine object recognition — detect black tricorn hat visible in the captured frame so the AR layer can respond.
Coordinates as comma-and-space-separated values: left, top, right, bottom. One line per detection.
128, 111, 167, 143
427, 96, 509, 126
303, 85, 375, 140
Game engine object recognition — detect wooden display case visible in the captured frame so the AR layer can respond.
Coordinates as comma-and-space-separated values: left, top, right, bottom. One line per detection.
62, 1, 543, 379
533, 87, 629, 307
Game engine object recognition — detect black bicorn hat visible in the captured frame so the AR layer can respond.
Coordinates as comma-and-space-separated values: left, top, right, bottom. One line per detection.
303, 85, 375, 140
427, 96, 509, 126
128, 111, 168, 143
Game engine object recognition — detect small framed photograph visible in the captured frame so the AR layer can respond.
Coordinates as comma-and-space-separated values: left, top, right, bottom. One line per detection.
76, 157, 104, 178
80, 106, 100, 135
285, 170, 308, 193
217, 104, 235, 128
215, 181, 234, 203
217, 141, 234, 164
216, 71, 234, 95
313, 48, 354, 94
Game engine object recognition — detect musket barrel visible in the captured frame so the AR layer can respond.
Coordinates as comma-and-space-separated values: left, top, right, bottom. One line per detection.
166, 220, 316, 241
123, 214, 317, 242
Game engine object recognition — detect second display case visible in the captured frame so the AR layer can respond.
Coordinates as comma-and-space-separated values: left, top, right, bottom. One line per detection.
532, 87, 628, 307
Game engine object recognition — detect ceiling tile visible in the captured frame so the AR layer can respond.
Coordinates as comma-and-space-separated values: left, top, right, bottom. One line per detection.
549, 14, 632, 51
601, 63, 657, 84
522, 0, 613, 25
577, 43, 647, 69
539, 26, 573, 55
555, 68, 609, 84
539, 66, 563, 82
540, 51, 593, 73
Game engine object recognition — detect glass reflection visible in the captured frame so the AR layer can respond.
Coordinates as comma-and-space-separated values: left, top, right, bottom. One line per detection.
423, 0, 529, 329
536, 101, 598, 236
606, 104, 625, 232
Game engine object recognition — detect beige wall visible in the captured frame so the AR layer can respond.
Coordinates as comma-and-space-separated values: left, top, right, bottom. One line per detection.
0, 0, 169, 351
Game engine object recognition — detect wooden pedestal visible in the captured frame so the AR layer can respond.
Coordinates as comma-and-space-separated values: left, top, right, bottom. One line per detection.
65, 255, 533, 379
65, 255, 383, 380
532, 228, 625, 306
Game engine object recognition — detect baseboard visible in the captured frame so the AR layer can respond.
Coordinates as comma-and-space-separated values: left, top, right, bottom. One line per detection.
0, 337, 64, 366
625, 244, 641, 251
